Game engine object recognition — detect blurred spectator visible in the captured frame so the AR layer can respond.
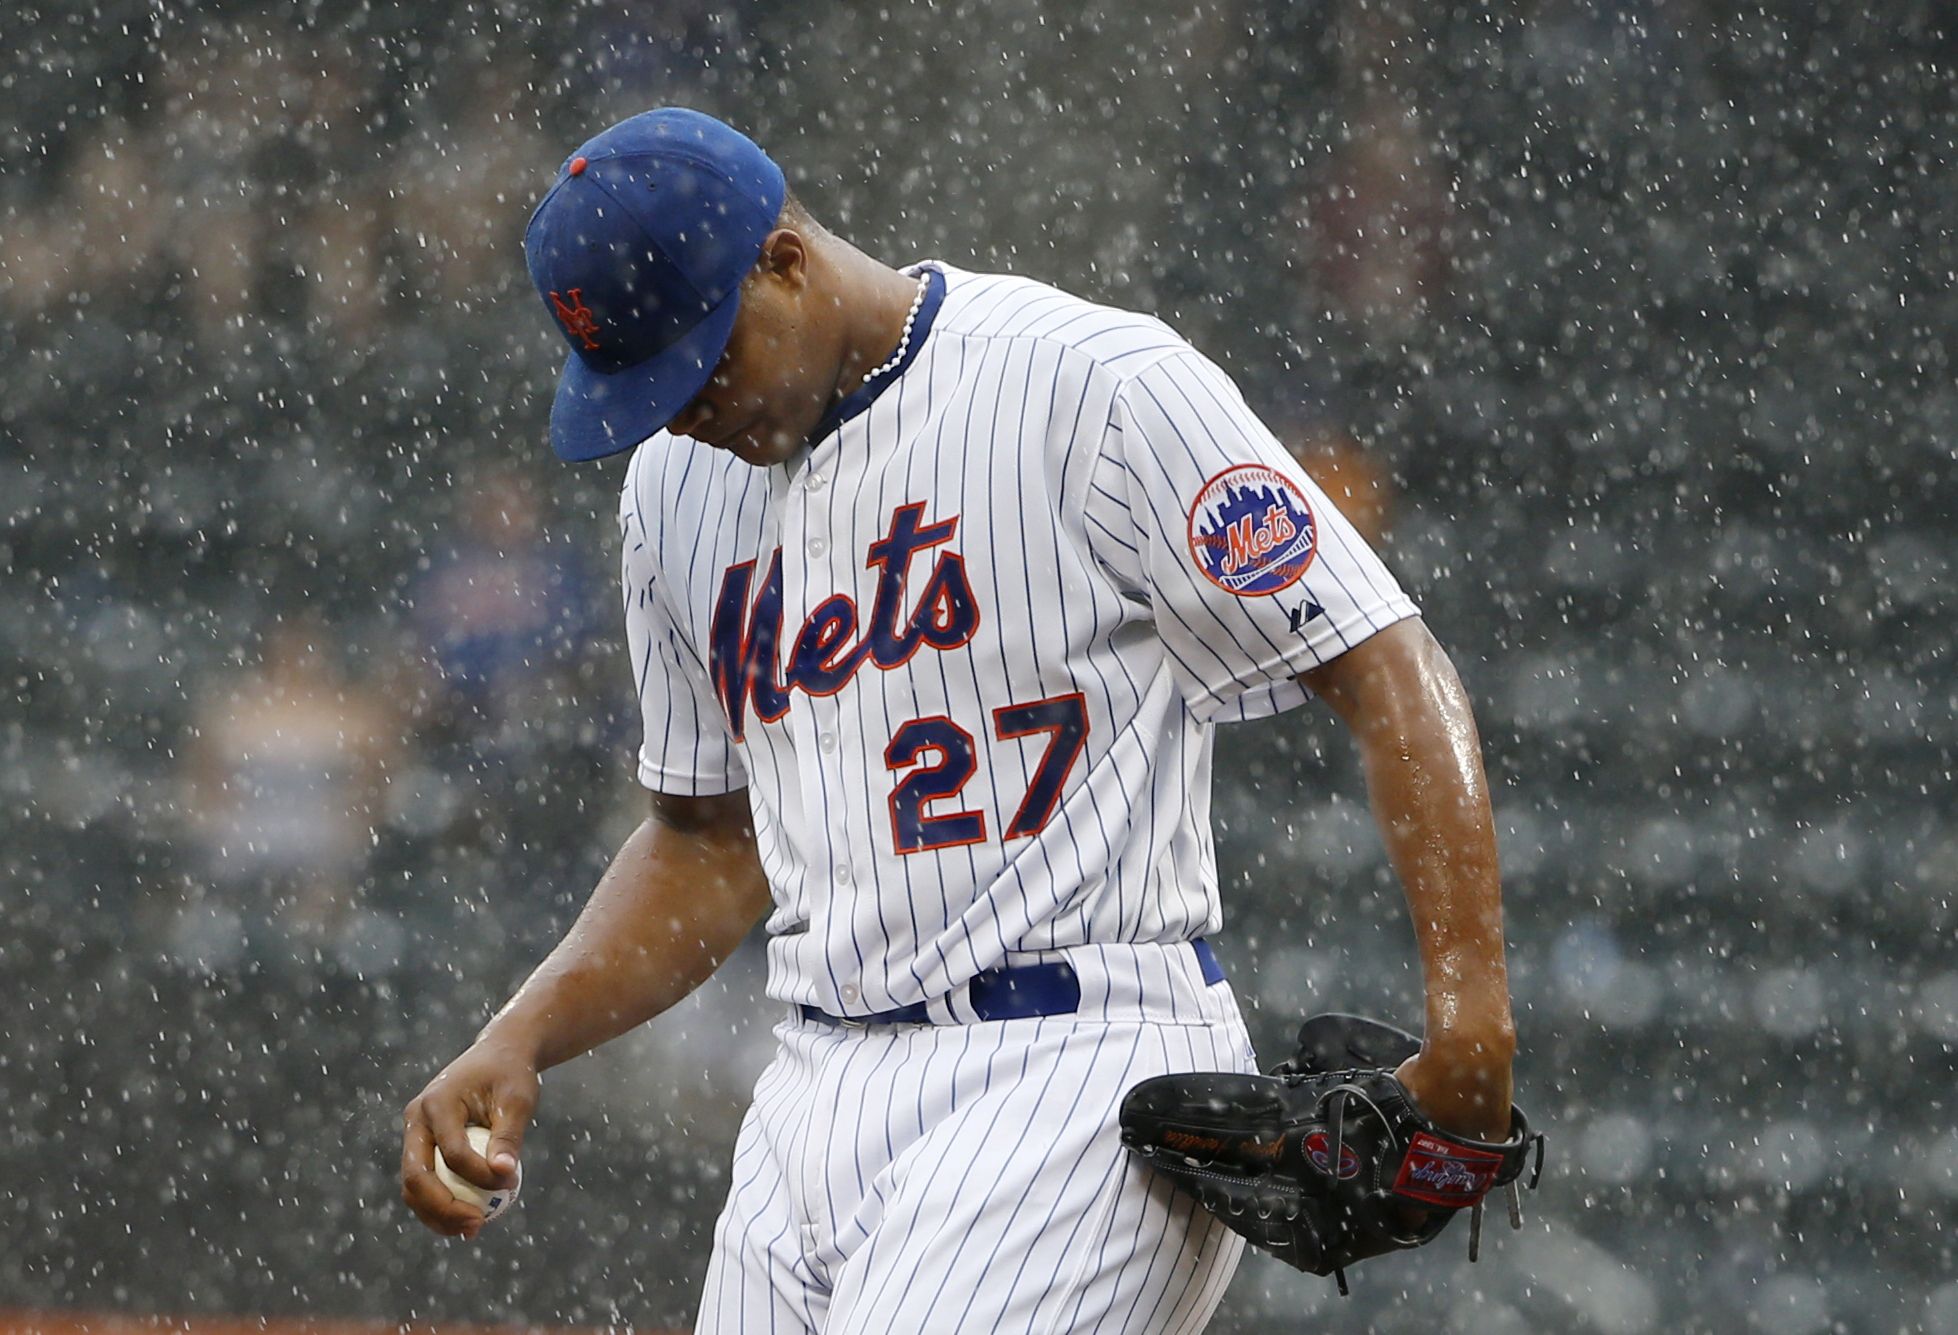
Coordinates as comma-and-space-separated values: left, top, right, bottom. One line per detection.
153, 24, 289, 339
1285, 422, 1396, 546
1310, 90, 1452, 339
143, 22, 393, 338
2, 114, 164, 318
59, 115, 167, 303
290, 55, 391, 341
1299, 2, 1455, 339
172, 617, 403, 969
407, 467, 601, 746
394, 56, 552, 310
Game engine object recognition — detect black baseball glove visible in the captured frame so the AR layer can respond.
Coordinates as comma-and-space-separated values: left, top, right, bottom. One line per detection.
1119, 1013, 1544, 1294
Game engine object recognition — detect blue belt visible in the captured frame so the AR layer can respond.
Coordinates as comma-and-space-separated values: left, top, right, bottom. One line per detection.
799, 940, 1226, 1027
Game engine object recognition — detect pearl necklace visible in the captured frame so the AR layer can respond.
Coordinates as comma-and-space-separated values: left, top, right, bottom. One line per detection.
860, 273, 932, 385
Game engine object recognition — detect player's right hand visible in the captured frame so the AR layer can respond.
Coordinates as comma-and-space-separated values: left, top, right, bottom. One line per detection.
400, 1040, 541, 1240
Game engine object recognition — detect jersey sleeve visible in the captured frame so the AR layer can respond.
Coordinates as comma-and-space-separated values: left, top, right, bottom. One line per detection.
1081, 350, 1419, 723
619, 459, 748, 795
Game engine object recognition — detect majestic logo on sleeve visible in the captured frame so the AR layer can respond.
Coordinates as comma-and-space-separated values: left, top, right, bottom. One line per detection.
710, 503, 981, 740
1186, 464, 1317, 596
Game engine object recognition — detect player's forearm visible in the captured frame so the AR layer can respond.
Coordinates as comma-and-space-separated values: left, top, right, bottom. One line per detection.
1305, 622, 1515, 1048
476, 802, 771, 1072
1370, 674, 1513, 1047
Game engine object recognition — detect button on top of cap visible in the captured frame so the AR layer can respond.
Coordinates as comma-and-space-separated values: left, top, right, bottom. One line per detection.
569, 156, 588, 176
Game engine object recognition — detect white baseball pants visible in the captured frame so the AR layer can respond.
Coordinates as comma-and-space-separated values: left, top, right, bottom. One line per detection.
695, 942, 1257, 1334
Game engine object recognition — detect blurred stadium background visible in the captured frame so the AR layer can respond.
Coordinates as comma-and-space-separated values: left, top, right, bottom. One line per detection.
4, 1, 1955, 1331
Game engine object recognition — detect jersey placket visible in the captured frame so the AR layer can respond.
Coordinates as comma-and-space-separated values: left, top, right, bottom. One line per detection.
745, 468, 815, 935
779, 437, 869, 1011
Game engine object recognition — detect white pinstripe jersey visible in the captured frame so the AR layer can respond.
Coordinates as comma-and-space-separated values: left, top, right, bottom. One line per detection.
620, 261, 1417, 1017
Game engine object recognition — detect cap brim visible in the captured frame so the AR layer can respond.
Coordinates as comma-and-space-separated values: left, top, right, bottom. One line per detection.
547, 284, 741, 462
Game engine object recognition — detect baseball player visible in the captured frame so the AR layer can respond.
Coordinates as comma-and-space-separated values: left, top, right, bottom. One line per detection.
400, 108, 1516, 1333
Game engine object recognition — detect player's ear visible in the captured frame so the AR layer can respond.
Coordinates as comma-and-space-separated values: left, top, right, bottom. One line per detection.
754, 228, 808, 288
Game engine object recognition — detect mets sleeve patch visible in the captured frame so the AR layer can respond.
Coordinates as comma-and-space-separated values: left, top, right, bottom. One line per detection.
1185, 464, 1318, 596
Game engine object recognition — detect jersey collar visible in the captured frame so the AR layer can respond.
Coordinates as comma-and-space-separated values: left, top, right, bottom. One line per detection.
806, 264, 947, 447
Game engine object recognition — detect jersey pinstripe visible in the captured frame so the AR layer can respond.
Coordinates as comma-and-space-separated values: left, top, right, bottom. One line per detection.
619, 261, 1418, 1019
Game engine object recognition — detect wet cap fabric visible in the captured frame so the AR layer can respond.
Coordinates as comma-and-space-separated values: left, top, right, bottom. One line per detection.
524, 108, 787, 462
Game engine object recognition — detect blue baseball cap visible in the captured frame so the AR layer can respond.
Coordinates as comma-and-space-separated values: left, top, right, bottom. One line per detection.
524, 108, 787, 462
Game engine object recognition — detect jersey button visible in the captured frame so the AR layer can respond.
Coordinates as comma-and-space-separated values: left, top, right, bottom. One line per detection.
805, 471, 827, 490
808, 538, 828, 558
840, 983, 860, 1004
819, 732, 838, 754
835, 865, 853, 885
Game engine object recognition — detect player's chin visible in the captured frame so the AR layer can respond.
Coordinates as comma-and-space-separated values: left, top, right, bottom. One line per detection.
728, 426, 802, 468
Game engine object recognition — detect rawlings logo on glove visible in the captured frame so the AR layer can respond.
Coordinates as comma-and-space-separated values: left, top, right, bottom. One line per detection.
1396, 1132, 1506, 1205
1118, 1013, 1546, 1295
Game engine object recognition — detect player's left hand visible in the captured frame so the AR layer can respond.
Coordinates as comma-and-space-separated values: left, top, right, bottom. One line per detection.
1118, 1012, 1544, 1290
1394, 1031, 1514, 1144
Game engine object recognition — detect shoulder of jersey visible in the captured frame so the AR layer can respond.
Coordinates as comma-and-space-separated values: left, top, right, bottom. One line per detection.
929, 262, 1193, 377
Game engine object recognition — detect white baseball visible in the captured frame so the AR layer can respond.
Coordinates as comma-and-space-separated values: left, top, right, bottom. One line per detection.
434, 1124, 521, 1223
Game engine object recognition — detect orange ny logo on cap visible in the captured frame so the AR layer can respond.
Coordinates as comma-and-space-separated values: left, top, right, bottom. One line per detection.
549, 288, 601, 351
